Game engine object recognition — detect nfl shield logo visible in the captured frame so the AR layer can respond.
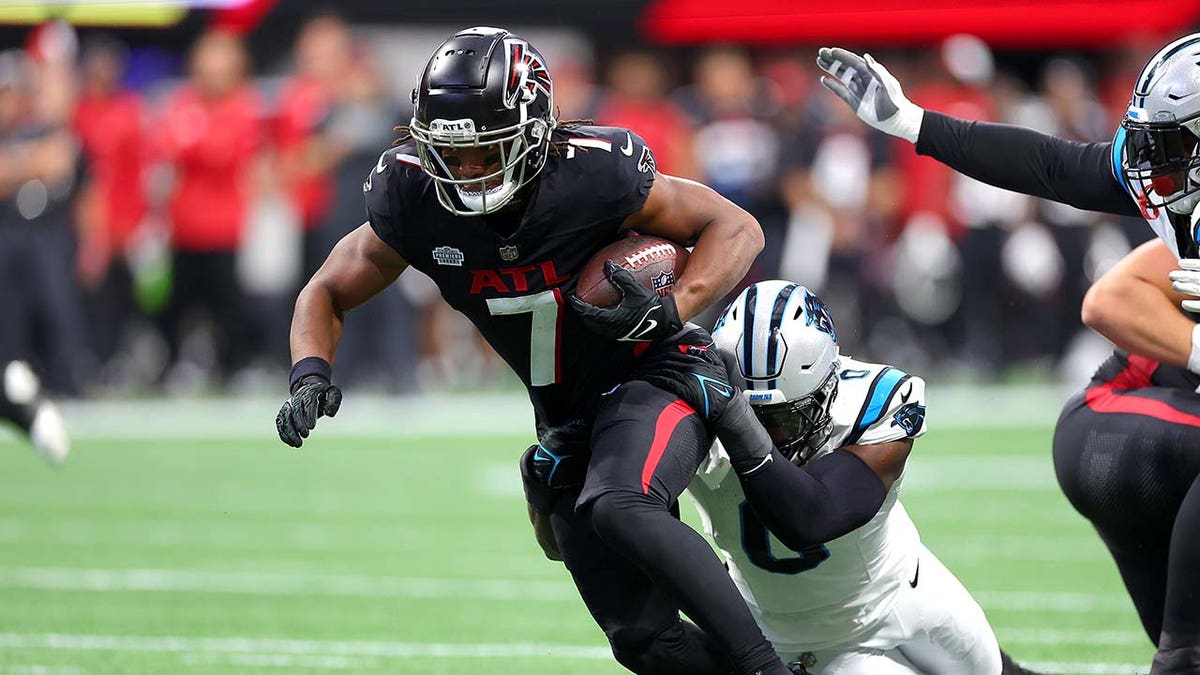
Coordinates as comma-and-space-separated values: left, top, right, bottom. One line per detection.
651, 270, 676, 296
499, 245, 519, 262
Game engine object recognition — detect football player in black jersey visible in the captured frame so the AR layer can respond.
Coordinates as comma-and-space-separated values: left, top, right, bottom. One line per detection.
818, 40, 1200, 674
276, 26, 794, 675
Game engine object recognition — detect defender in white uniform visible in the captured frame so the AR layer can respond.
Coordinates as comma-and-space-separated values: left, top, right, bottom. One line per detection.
688, 280, 1010, 674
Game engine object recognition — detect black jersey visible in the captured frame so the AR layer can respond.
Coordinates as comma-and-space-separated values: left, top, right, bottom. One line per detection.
365, 125, 658, 430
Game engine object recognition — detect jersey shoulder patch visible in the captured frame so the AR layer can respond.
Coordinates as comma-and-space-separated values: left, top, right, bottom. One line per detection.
363, 144, 422, 254
839, 360, 926, 446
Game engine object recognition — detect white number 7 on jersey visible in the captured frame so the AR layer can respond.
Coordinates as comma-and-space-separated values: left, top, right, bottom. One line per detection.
486, 289, 564, 386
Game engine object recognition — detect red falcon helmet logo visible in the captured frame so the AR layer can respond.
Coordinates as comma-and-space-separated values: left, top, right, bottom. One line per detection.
503, 38, 552, 110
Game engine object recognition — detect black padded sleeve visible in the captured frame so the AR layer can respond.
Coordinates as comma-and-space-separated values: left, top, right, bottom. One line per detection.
916, 111, 1141, 219
736, 448, 886, 551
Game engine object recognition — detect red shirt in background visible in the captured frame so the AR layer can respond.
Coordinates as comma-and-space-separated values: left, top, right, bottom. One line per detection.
162, 84, 263, 252
73, 90, 147, 251
897, 82, 994, 240
274, 77, 332, 229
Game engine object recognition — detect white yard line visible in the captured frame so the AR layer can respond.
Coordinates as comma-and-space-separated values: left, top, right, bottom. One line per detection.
0, 633, 1148, 673
181, 652, 378, 669
976, 590, 1134, 612
0, 566, 1134, 616
0, 385, 1065, 443
0, 567, 577, 602
997, 628, 1147, 646
1026, 663, 1148, 675
0, 633, 613, 660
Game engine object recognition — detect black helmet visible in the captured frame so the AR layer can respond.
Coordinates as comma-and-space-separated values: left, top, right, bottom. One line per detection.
409, 26, 555, 215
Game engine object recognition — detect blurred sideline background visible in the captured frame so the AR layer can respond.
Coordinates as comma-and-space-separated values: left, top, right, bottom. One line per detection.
0, 1, 1194, 673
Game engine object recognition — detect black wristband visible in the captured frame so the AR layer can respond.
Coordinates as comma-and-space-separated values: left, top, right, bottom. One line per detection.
289, 356, 332, 392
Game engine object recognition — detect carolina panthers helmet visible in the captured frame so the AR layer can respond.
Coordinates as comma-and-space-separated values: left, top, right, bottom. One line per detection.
409, 26, 556, 215
713, 280, 840, 465
1121, 33, 1200, 215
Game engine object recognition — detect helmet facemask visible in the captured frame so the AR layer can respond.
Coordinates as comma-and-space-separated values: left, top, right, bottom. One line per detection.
410, 116, 551, 215
751, 368, 839, 466
1122, 111, 1200, 215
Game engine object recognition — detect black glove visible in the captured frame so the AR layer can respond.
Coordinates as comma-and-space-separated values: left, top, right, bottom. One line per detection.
636, 342, 774, 475
569, 261, 683, 342
276, 375, 343, 448
520, 442, 588, 514
633, 342, 737, 423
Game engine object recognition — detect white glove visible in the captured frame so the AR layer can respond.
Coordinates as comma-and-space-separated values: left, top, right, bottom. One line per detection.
816, 47, 924, 144
1169, 258, 1200, 313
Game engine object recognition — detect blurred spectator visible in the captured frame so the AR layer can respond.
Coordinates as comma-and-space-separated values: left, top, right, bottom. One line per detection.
1025, 57, 1112, 362
675, 46, 788, 319
593, 50, 696, 178
776, 96, 900, 355
158, 29, 263, 388
275, 12, 351, 279
311, 52, 418, 391
0, 46, 94, 395
73, 36, 149, 372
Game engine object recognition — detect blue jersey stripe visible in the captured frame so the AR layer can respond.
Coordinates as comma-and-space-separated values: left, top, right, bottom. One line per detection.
846, 367, 908, 444
1112, 126, 1131, 195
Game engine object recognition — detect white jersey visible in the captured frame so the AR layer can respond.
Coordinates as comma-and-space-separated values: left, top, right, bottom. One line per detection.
688, 357, 928, 652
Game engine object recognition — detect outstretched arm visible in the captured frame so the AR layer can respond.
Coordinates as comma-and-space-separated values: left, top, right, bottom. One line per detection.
917, 112, 1139, 217
817, 46, 1139, 218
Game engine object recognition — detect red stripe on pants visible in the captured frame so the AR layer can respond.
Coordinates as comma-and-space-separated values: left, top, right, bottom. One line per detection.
1086, 353, 1200, 427
641, 399, 695, 494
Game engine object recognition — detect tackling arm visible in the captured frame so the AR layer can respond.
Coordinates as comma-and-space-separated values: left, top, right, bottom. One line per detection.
621, 173, 764, 322
1081, 238, 1195, 368
715, 390, 909, 551
736, 440, 908, 552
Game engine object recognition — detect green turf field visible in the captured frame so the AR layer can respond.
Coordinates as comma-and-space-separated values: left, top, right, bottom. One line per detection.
0, 402, 1155, 674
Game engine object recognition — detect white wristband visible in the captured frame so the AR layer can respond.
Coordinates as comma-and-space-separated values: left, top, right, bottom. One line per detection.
1189, 323, 1200, 375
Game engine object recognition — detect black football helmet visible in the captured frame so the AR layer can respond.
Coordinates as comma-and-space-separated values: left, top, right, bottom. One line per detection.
409, 26, 556, 215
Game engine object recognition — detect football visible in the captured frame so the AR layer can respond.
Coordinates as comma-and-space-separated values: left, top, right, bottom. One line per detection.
575, 235, 690, 308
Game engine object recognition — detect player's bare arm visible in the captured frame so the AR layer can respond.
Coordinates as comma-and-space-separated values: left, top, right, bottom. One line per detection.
1081, 239, 1195, 369
277, 224, 408, 448
621, 173, 764, 322
291, 223, 409, 364
841, 438, 912, 492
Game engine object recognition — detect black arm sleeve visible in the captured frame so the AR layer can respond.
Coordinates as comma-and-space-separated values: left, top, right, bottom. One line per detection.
736, 448, 886, 551
916, 111, 1141, 219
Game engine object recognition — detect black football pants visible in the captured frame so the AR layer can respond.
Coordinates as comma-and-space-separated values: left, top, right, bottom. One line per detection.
548, 378, 786, 675
1054, 366, 1200, 675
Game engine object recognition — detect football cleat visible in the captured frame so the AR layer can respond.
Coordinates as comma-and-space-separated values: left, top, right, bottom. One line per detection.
29, 401, 69, 465
4, 361, 69, 464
